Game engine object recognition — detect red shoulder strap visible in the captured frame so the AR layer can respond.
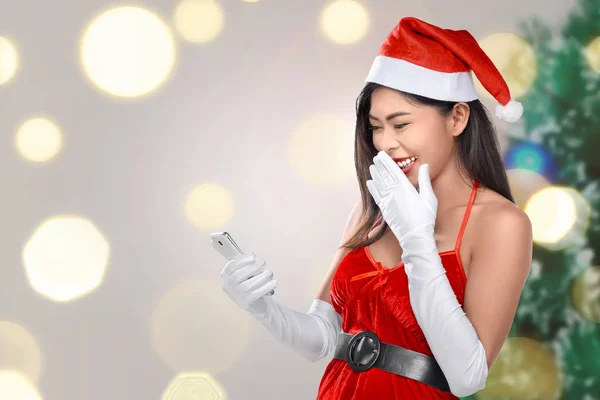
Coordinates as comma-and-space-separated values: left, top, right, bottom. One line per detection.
455, 180, 479, 252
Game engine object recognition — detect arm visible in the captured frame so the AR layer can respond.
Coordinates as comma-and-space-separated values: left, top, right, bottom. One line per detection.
222, 252, 342, 362
256, 198, 365, 361
221, 199, 362, 362
250, 295, 341, 362
365, 153, 533, 396
462, 206, 533, 367
402, 205, 533, 396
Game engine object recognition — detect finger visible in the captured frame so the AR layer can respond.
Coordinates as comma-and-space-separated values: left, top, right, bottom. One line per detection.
366, 180, 381, 204
373, 153, 398, 187
378, 153, 416, 195
229, 259, 266, 285
246, 280, 277, 306
369, 165, 388, 195
251, 279, 277, 301
239, 269, 273, 292
417, 164, 437, 212
245, 276, 275, 301
377, 151, 409, 186
222, 252, 256, 276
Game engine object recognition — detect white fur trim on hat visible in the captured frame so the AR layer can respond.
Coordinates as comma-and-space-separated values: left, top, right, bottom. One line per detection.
495, 98, 523, 122
365, 55, 479, 102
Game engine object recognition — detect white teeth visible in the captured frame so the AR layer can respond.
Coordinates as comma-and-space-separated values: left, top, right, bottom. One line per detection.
396, 157, 416, 168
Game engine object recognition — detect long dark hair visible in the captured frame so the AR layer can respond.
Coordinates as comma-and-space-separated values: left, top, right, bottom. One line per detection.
340, 82, 515, 250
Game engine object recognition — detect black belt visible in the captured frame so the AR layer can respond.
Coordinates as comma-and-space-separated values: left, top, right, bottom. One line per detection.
333, 330, 451, 393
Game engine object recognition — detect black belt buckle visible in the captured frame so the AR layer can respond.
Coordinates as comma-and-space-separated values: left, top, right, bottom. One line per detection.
347, 330, 381, 372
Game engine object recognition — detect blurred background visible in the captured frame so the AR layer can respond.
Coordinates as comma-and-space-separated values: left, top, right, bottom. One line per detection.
1, 0, 599, 399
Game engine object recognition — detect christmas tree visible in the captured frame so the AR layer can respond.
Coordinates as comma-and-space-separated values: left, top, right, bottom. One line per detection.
465, 1, 600, 399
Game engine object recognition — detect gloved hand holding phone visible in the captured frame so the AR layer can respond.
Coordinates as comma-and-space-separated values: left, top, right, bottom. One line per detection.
220, 252, 276, 317
212, 232, 341, 362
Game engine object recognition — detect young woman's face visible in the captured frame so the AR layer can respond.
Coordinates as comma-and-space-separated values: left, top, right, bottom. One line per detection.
368, 86, 460, 186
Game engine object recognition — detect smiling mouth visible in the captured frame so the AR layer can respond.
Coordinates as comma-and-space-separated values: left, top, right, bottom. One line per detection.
396, 157, 417, 169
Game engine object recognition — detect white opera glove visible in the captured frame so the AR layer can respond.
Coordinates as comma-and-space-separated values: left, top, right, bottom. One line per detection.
221, 252, 341, 362
366, 151, 488, 397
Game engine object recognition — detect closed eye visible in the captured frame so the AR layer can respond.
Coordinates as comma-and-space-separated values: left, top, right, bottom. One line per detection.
368, 123, 409, 131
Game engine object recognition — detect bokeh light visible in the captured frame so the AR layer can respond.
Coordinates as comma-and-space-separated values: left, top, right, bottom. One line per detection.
571, 265, 600, 323
525, 186, 575, 245
506, 168, 550, 210
0, 370, 43, 400
524, 186, 591, 250
320, 0, 370, 45
162, 372, 227, 400
0, 322, 43, 383
151, 280, 251, 374
475, 32, 537, 100
80, 6, 176, 97
173, 0, 225, 43
478, 337, 562, 400
184, 183, 234, 230
14, 117, 63, 163
22, 215, 110, 302
288, 114, 355, 187
0, 36, 19, 85
584, 36, 600, 73
504, 142, 557, 180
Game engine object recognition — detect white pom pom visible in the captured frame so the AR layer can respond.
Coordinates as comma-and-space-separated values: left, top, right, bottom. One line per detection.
495, 98, 523, 122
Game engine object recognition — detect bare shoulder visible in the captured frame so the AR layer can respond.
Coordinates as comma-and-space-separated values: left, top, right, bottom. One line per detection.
476, 189, 530, 228
315, 197, 364, 303
471, 188, 532, 258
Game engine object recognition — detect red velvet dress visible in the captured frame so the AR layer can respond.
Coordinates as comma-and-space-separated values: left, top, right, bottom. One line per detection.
316, 181, 479, 400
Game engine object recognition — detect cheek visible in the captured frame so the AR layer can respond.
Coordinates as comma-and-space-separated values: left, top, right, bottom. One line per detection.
415, 131, 454, 168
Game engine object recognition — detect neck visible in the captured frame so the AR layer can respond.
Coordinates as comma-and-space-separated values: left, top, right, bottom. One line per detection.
429, 157, 476, 212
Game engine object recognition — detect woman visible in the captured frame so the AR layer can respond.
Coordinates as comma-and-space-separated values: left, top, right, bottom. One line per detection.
221, 17, 533, 399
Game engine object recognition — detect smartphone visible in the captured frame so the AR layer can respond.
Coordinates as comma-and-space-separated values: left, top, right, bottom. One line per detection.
211, 231, 274, 295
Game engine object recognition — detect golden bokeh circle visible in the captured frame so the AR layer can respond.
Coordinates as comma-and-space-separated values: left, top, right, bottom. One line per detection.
0, 322, 43, 383
22, 215, 110, 302
162, 371, 227, 400
288, 114, 354, 187
0, 370, 43, 400
478, 337, 562, 400
151, 280, 252, 374
320, 0, 370, 45
571, 265, 600, 322
584, 36, 600, 73
14, 117, 63, 163
184, 183, 234, 230
0, 36, 19, 85
475, 33, 537, 100
80, 6, 176, 97
173, 0, 225, 43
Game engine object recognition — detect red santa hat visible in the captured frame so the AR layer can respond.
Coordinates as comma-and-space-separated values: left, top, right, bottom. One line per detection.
365, 17, 523, 123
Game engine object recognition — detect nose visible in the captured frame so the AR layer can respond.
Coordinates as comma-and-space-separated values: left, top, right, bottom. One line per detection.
378, 125, 402, 153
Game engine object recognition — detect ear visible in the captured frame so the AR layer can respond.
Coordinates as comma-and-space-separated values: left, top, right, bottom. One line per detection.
449, 102, 470, 137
